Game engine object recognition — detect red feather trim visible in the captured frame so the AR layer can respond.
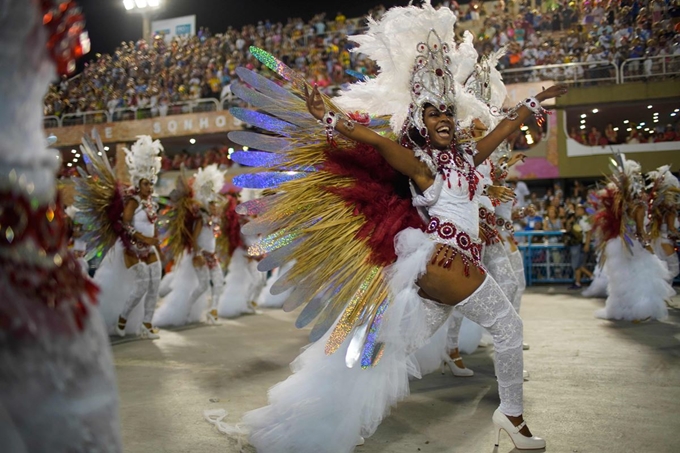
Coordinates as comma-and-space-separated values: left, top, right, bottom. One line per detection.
222, 195, 243, 256
592, 186, 622, 242
322, 143, 425, 266
109, 182, 131, 250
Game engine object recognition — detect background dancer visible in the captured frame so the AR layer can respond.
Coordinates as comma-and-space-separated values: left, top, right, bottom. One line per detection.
646, 165, 680, 284
75, 135, 163, 339
592, 154, 674, 321
153, 164, 227, 326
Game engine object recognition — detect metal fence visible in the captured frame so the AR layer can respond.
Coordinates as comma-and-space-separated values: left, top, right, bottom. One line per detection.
620, 54, 680, 83
500, 61, 619, 86
515, 230, 680, 286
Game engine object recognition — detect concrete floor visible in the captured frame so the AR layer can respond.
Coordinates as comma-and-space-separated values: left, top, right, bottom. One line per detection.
112, 288, 680, 453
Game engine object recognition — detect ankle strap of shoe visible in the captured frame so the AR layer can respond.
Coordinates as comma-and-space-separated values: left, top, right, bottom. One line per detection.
513, 420, 526, 434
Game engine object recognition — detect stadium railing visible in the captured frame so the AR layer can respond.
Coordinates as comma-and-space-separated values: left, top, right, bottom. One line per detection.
620, 54, 680, 83
515, 230, 680, 286
500, 61, 619, 86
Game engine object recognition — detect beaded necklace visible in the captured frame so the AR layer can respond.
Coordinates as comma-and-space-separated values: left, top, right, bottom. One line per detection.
429, 143, 480, 201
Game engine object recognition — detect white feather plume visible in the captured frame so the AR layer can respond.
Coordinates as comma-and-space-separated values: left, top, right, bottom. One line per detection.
124, 135, 163, 187
646, 164, 679, 190
453, 31, 478, 85
193, 164, 225, 207
487, 46, 508, 109
335, 0, 458, 133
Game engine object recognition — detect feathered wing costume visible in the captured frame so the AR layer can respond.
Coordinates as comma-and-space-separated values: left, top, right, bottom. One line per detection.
153, 165, 226, 326
205, 4, 476, 451
593, 154, 675, 320
75, 135, 162, 336
256, 260, 296, 308
646, 165, 680, 282
0, 1, 121, 450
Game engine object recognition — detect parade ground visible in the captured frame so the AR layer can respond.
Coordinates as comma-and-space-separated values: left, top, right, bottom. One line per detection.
112, 287, 680, 453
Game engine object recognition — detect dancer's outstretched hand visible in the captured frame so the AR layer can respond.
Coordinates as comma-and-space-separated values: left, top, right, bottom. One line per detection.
536, 84, 568, 101
506, 152, 526, 168
487, 185, 515, 203
304, 84, 325, 121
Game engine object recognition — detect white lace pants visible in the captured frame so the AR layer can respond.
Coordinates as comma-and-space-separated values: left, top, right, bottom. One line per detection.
456, 275, 524, 416
189, 263, 224, 312
483, 242, 519, 312
508, 249, 526, 313
120, 260, 162, 323
445, 311, 463, 351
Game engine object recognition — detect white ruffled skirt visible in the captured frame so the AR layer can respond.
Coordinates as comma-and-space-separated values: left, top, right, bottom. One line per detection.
93, 240, 146, 335
213, 228, 452, 452
153, 253, 210, 327
218, 247, 265, 318
597, 238, 675, 320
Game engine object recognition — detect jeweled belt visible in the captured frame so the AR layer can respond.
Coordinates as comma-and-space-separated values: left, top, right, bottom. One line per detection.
479, 207, 501, 245
426, 216, 484, 276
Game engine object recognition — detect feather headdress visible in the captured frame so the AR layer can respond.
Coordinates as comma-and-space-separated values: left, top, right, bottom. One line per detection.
336, 0, 458, 135
193, 164, 225, 207
124, 135, 163, 187
646, 165, 680, 239
646, 165, 680, 192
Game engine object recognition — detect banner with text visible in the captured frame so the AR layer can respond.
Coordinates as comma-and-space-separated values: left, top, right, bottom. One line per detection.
151, 15, 196, 42
46, 110, 236, 146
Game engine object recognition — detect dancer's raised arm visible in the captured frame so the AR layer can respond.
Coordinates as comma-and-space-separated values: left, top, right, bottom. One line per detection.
475, 85, 568, 166
305, 84, 434, 190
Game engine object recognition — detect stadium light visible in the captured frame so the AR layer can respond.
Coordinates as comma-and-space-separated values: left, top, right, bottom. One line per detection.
123, 0, 163, 39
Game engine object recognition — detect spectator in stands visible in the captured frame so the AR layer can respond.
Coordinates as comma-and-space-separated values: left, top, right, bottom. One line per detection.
565, 204, 594, 289
604, 123, 619, 143
544, 205, 564, 243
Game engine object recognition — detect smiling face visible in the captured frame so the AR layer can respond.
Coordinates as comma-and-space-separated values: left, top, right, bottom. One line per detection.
423, 104, 455, 149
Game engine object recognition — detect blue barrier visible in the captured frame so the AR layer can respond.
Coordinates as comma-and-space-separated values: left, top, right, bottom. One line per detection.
515, 230, 680, 286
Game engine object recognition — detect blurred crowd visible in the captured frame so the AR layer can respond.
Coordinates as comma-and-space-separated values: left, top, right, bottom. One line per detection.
471, 0, 680, 83
44, 1, 679, 119
57, 146, 235, 179
44, 10, 383, 119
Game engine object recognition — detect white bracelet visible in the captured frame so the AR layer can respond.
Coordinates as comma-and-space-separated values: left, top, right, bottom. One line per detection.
522, 97, 543, 114
322, 111, 338, 129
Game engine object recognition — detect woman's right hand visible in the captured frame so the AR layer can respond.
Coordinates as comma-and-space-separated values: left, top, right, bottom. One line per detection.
304, 84, 326, 121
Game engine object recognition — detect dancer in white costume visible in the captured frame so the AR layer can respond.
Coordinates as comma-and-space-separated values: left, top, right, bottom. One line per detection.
414, 45, 527, 379
217, 234, 266, 317
0, 1, 121, 450
217, 189, 266, 318
75, 134, 163, 339
646, 165, 679, 284
582, 191, 609, 298
207, 3, 566, 451
593, 155, 675, 321
153, 165, 226, 326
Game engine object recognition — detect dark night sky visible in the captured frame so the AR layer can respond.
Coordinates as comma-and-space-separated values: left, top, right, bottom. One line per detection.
78, 0, 412, 57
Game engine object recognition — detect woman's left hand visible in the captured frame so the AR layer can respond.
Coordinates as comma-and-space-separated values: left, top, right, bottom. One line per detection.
536, 84, 568, 102
304, 83, 326, 121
